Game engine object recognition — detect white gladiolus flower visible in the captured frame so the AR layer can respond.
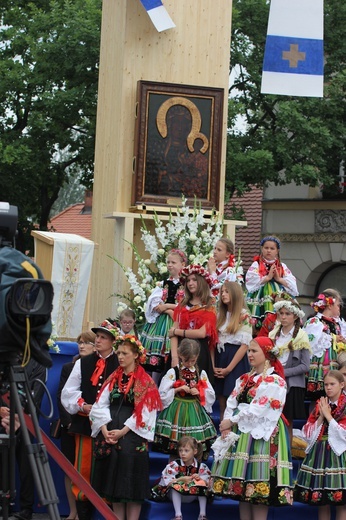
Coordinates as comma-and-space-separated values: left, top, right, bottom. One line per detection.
110, 195, 233, 326
117, 303, 128, 313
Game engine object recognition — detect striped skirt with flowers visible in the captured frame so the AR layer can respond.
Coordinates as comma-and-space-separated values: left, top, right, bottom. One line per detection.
140, 313, 173, 373
246, 280, 284, 331
210, 417, 293, 507
295, 435, 346, 506
306, 349, 339, 400
153, 395, 217, 461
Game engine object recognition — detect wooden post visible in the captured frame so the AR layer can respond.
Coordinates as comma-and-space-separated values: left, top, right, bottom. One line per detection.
90, 0, 234, 324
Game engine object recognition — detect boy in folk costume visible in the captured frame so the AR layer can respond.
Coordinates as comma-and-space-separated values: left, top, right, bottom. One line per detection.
61, 320, 119, 520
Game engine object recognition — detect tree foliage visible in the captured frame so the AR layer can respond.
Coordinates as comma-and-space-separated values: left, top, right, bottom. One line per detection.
1, 0, 345, 245
0, 0, 101, 237
226, 0, 346, 199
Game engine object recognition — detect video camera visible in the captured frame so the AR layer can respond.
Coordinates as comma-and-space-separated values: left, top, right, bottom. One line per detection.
0, 202, 54, 368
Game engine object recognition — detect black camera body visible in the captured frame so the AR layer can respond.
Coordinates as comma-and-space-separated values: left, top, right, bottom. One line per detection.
0, 203, 54, 368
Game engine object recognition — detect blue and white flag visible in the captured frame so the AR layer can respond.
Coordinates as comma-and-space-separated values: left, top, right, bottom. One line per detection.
139, 0, 175, 32
261, 0, 324, 97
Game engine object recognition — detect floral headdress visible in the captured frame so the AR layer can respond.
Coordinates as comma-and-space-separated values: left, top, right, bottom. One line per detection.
260, 236, 281, 249
180, 264, 214, 288
169, 248, 188, 264
274, 296, 305, 319
311, 293, 335, 313
114, 334, 147, 364
91, 320, 120, 341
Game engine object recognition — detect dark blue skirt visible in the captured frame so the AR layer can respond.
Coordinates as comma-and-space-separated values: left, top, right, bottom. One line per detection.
214, 342, 249, 397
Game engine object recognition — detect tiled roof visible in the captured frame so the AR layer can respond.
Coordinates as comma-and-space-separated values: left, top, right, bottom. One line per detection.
225, 186, 263, 272
49, 203, 92, 240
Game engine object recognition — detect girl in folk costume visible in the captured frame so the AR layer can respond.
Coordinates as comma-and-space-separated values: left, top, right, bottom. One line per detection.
141, 249, 186, 377
168, 264, 218, 385
245, 235, 298, 333
295, 371, 346, 518
207, 238, 243, 296
61, 320, 119, 520
152, 436, 211, 520
269, 295, 311, 443
210, 336, 293, 520
304, 289, 346, 400
214, 281, 252, 421
89, 335, 161, 520
153, 339, 217, 461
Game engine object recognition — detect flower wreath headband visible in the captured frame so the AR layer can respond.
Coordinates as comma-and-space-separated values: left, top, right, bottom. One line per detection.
180, 264, 214, 288
311, 293, 335, 313
273, 299, 305, 320
114, 334, 147, 364
169, 248, 188, 264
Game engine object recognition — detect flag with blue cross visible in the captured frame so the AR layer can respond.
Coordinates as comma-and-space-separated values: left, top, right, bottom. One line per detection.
261, 0, 324, 97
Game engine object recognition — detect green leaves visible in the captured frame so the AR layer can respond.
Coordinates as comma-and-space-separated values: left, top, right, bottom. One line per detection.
0, 0, 101, 234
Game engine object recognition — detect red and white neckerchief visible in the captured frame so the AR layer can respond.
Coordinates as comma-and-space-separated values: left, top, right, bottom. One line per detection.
90, 351, 114, 386
216, 261, 228, 275
216, 256, 235, 275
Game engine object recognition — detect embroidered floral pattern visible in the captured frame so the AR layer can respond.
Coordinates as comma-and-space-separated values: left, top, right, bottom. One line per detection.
135, 441, 148, 452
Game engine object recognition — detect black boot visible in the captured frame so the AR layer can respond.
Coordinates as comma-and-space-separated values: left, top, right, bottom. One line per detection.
76, 500, 94, 520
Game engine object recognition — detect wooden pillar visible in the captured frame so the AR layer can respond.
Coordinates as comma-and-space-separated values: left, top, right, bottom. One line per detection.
91, 0, 233, 324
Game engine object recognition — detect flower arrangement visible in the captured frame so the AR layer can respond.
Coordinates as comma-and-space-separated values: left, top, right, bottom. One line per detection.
47, 321, 60, 352
110, 196, 229, 327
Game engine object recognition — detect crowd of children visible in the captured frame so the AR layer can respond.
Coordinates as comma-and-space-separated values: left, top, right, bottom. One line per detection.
50, 235, 346, 520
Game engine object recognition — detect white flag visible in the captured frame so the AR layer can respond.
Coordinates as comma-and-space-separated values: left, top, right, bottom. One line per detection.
261, 0, 324, 97
139, 0, 175, 32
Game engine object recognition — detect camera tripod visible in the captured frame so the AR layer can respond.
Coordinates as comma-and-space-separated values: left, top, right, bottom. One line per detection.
0, 362, 60, 520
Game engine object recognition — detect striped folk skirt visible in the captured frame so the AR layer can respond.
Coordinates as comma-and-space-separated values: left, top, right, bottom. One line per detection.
295, 435, 346, 506
246, 280, 284, 330
210, 417, 293, 507
306, 348, 339, 399
141, 313, 173, 372
153, 395, 217, 460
